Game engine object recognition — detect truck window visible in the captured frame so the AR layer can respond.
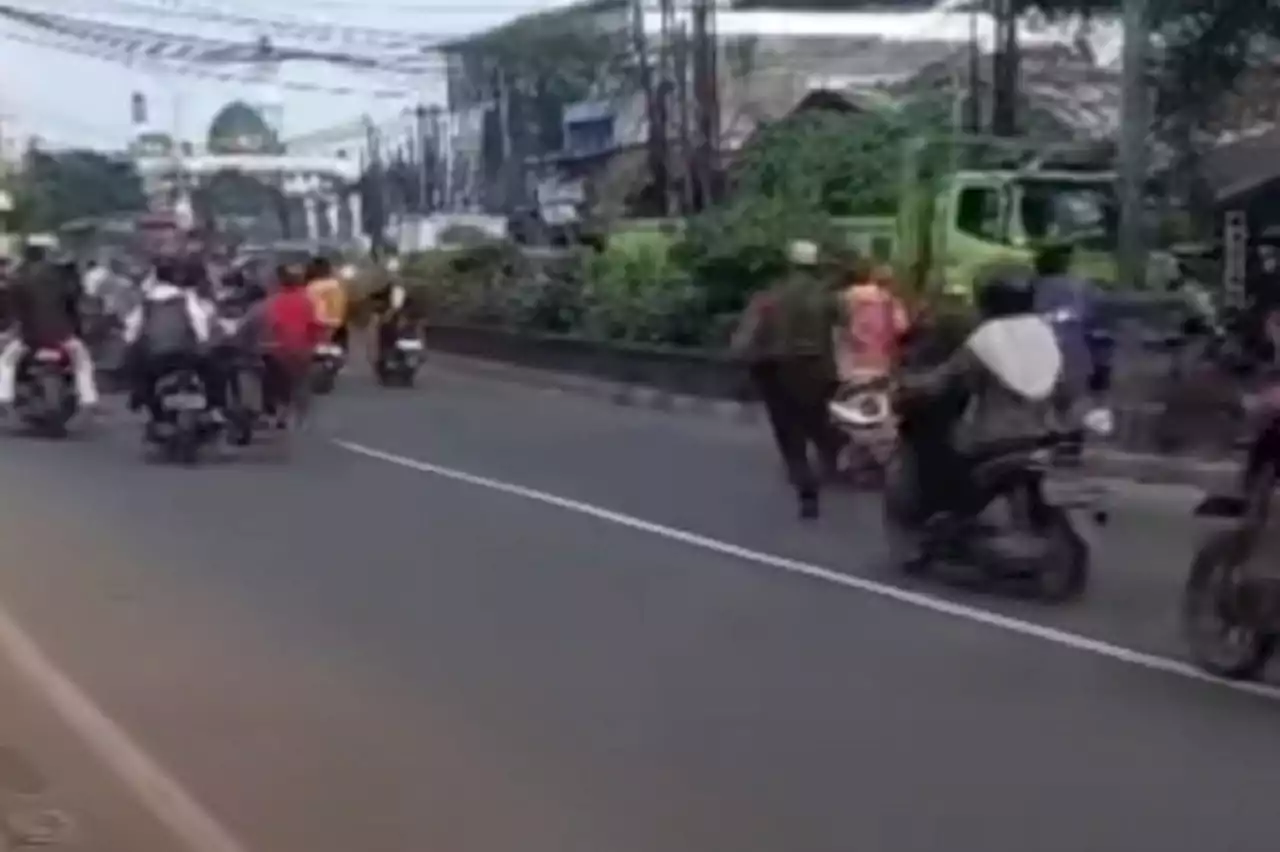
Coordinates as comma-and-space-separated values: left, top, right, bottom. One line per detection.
956, 186, 1001, 241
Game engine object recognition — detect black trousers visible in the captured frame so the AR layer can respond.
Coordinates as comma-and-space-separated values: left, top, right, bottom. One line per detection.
750, 356, 839, 498
260, 352, 310, 417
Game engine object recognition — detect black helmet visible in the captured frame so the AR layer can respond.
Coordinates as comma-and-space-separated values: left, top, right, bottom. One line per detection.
152, 257, 181, 284
974, 265, 1035, 319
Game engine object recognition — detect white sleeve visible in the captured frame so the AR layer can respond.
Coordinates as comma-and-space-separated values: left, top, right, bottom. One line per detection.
122, 306, 143, 344
185, 294, 212, 343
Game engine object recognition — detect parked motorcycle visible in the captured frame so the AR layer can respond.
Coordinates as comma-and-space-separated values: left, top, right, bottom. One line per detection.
1183, 385, 1280, 679
828, 375, 895, 486
14, 345, 78, 437
375, 331, 424, 387
882, 427, 1109, 602
310, 342, 345, 395
146, 369, 221, 464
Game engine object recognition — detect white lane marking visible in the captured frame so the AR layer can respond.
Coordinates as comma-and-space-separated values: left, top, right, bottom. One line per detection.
336, 438, 1280, 703
0, 600, 250, 852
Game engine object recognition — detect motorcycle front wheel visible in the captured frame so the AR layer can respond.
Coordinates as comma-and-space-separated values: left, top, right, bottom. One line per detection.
1183, 528, 1276, 680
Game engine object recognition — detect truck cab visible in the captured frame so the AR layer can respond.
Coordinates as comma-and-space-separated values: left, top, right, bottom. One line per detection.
939, 170, 1118, 296
896, 136, 1120, 301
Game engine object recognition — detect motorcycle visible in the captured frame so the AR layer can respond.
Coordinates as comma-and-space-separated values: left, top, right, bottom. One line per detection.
14, 345, 78, 437
310, 341, 345, 395
375, 330, 424, 387
146, 369, 221, 464
1183, 385, 1280, 679
882, 426, 1109, 602
828, 375, 895, 486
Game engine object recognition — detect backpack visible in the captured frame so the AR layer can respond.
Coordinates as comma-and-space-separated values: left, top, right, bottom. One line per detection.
141, 294, 197, 356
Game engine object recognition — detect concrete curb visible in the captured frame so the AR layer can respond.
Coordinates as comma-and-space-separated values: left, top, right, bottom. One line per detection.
427, 350, 1237, 490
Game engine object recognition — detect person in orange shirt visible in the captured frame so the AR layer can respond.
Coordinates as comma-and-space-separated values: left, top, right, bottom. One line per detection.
833, 262, 911, 383
304, 256, 348, 349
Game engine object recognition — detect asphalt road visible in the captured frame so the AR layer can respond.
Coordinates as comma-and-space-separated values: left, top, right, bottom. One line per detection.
0, 365, 1278, 852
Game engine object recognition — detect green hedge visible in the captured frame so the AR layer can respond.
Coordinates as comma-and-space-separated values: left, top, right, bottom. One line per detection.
393, 198, 857, 349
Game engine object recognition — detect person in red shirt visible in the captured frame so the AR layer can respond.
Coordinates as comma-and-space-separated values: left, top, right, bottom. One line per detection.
261, 264, 322, 426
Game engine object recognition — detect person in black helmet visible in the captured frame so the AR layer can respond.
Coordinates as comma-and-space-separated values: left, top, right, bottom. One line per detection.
121, 256, 223, 422
887, 269, 1064, 536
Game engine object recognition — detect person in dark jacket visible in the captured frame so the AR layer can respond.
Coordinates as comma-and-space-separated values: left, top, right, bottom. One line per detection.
888, 272, 1063, 535
730, 240, 841, 520
0, 243, 99, 409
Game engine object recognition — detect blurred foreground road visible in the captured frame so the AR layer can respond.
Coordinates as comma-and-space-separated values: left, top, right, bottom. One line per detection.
0, 365, 1278, 851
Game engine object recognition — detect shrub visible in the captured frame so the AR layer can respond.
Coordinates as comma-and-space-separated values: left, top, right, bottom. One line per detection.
580, 239, 708, 346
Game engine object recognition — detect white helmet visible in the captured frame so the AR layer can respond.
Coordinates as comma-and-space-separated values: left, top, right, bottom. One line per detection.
787, 240, 818, 267
386, 257, 401, 274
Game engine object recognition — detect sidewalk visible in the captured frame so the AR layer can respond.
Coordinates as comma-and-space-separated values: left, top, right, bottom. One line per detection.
0, 646, 179, 851
425, 350, 1238, 491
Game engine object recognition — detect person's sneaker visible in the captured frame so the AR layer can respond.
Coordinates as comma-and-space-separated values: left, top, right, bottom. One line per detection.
799, 491, 820, 520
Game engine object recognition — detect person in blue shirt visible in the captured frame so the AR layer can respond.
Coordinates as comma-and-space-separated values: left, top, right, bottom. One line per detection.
1030, 241, 1111, 430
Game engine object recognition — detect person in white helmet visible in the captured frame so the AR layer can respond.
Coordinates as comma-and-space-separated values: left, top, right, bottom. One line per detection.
729, 240, 842, 520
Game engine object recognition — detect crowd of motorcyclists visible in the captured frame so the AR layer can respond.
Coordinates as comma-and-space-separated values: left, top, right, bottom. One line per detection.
0, 238, 419, 452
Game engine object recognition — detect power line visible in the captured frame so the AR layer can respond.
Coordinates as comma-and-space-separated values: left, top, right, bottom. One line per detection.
0, 27, 424, 97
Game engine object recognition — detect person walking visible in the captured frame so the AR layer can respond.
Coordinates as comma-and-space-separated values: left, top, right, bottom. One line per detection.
730, 240, 841, 520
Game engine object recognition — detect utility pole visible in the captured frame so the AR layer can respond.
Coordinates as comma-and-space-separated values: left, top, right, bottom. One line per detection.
966, 0, 983, 133
414, 104, 428, 214
1118, 0, 1149, 289
673, 22, 693, 214
990, 0, 1018, 136
690, 0, 719, 209
631, 0, 668, 216
362, 115, 387, 256
657, 0, 676, 215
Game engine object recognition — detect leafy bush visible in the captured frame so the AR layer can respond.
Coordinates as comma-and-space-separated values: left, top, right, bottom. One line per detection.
672, 195, 848, 320
733, 98, 950, 218
580, 239, 708, 346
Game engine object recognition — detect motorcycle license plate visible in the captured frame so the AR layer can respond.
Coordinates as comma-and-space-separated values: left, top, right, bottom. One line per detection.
395, 339, 423, 352
164, 393, 206, 411
315, 344, 344, 357
34, 349, 63, 363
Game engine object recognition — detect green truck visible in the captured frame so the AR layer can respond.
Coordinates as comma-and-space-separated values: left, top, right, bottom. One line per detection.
848, 135, 1121, 300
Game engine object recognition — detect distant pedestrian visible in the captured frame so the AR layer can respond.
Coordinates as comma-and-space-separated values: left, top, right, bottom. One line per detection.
730, 240, 841, 520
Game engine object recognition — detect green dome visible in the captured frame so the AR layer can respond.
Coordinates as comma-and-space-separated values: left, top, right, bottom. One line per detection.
207, 101, 276, 155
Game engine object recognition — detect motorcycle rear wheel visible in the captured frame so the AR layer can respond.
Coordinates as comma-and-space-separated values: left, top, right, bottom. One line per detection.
1032, 507, 1089, 603
881, 447, 929, 575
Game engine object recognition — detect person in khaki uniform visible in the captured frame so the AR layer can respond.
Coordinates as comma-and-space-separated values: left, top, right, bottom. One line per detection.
730, 240, 842, 520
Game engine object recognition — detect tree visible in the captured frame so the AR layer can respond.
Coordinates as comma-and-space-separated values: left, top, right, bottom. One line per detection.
733, 97, 951, 216
13, 146, 146, 233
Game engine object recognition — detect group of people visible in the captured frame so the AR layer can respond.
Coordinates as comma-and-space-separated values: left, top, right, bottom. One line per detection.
730, 239, 1111, 523
0, 242, 414, 428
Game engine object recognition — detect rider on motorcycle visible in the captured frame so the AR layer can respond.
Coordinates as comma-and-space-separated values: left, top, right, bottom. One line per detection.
1030, 241, 1113, 434
122, 258, 222, 422
368, 257, 414, 358
304, 256, 348, 349
889, 271, 1064, 531
0, 242, 99, 412
261, 264, 323, 426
